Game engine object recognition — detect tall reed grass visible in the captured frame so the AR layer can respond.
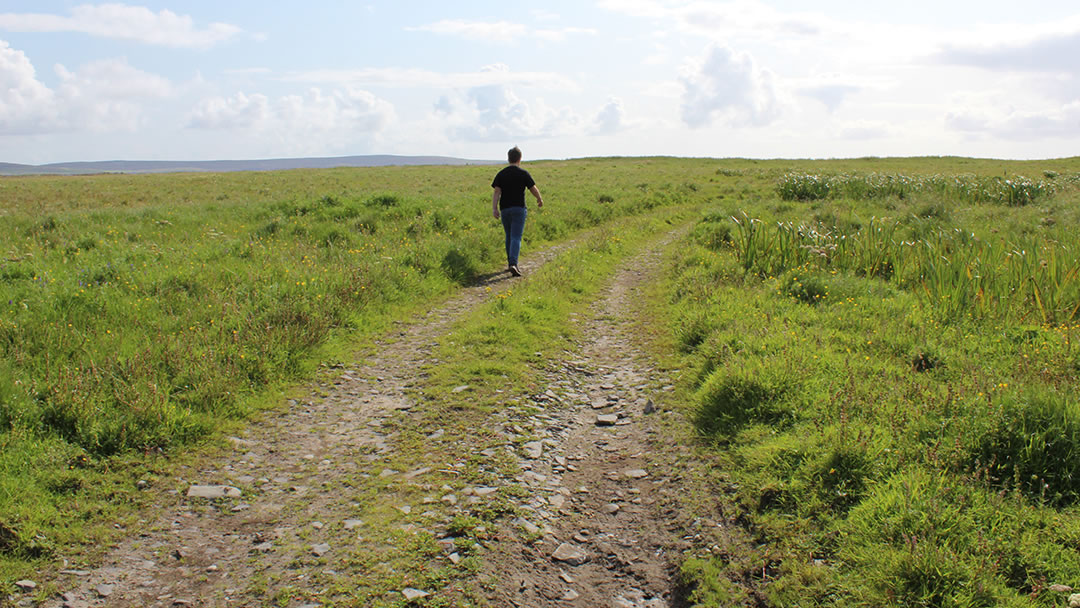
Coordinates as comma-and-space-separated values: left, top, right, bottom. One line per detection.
728, 214, 1080, 323
777, 172, 1062, 206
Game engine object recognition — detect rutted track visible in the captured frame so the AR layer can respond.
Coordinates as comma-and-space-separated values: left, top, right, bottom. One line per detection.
36, 223, 711, 608
476, 227, 690, 607
37, 239, 578, 607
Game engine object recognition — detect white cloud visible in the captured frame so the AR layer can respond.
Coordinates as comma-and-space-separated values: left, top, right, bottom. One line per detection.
187, 88, 395, 141
933, 29, 1080, 75
54, 58, 173, 131
188, 92, 271, 129
408, 19, 596, 43
58, 58, 173, 100
945, 102, 1080, 141
798, 82, 861, 113
598, 0, 836, 42
590, 98, 626, 135
0, 40, 56, 135
838, 120, 892, 141
0, 40, 170, 135
285, 63, 578, 92
0, 4, 243, 49
680, 45, 780, 128
436, 84, 579, 142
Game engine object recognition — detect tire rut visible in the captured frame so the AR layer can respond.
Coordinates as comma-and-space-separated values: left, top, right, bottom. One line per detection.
477, 227, 690, 607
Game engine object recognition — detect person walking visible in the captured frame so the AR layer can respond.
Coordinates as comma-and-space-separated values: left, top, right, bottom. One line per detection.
491, 146, 543, 276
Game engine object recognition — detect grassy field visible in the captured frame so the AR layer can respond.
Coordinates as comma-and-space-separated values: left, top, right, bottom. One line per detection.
661, 158, 1080, 606
3, 155, 1080, 606
0, 158, 715, 584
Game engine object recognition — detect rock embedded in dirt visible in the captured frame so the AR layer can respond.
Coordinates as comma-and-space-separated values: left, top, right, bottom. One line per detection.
186, 485, 242, 499
523, 441, 544, 459
602, 503, 621, 514
513, 518, 541, 535
552, 543, 589, 565
311, 543, 331, 557
623, 468, 648, 479
596, 414, 619, 426
401, 588, 430, 600
95, 584, 114, 598
14, 580, 36, 592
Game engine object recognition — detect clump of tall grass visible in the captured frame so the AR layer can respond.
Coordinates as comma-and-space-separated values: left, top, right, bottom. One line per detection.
726, 213, 1080, 324
775, 173, 832, 201
968, 389, 1080, 506
777, 172, 1060, 206
695, 362, 797, 436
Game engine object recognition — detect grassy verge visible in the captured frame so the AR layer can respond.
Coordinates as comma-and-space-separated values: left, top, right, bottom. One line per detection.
0, 159, 714, 584
663, 166, 1080, 606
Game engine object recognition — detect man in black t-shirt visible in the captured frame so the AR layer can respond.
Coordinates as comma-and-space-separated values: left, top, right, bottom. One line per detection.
491, 146, 543, 276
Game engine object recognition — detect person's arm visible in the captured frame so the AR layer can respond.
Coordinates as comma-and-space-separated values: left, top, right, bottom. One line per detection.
492, 187, 502, 218
529, 185, 543, 208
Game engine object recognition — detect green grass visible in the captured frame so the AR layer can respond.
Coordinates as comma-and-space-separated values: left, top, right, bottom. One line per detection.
5, 155, 1080, 604
663, 159, 1080, 606
0, 158, 718, 585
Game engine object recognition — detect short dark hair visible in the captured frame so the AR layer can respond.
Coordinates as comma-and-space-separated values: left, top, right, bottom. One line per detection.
507, 146, 522, 164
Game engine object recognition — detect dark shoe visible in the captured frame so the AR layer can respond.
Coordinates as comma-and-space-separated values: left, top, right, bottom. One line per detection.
509, 265, 522, 277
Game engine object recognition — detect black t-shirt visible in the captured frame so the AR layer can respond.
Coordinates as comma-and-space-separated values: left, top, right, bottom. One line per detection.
491, 165, 535, 210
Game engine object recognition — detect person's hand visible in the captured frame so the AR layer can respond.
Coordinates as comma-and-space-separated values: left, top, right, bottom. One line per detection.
493, 209, 500, 219
537, 199, 544, 209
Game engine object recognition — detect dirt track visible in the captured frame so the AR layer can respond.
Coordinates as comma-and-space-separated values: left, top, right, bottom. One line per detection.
30, 228, 717, 608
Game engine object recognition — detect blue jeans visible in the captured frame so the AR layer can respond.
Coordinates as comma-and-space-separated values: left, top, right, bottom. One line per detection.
500, 206, 527, 266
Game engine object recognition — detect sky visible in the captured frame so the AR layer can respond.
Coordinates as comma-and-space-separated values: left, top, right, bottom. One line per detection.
1, 1, 1078, 164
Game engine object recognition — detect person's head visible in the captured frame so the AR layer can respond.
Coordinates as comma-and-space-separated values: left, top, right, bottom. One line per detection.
507, 146, 522, 164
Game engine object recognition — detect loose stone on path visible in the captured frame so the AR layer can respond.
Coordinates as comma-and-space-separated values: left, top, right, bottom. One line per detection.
552, 543, 589, 566
185, 485, 242, 499
595, 414, 619, 426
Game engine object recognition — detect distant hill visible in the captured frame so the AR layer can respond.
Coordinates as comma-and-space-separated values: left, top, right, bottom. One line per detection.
0, 155, 497, 176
